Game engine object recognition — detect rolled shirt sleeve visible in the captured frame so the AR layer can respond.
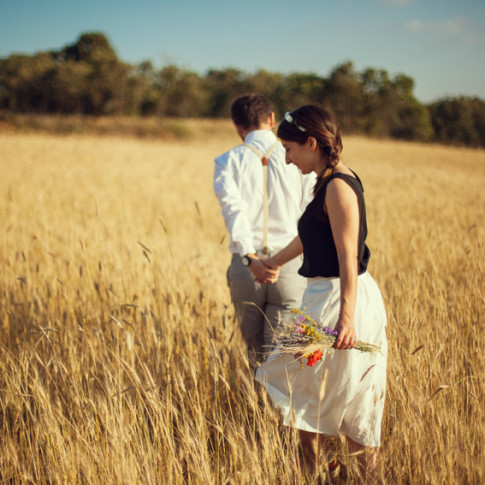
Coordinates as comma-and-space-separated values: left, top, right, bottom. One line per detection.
214, 152, 256, 256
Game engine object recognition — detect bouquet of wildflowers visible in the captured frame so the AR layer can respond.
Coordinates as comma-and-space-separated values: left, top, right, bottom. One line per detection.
276, 309, 381, 367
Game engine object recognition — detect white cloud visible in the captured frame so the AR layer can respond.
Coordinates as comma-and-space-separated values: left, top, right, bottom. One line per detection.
377, 0, 415, 6
405, 17, 468, 34
404, 17, 485, 45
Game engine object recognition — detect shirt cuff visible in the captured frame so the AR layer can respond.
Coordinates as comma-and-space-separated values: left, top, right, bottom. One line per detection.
237, 239, 256, 257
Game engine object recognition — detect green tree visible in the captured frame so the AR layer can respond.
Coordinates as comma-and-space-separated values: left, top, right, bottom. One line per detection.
389, 74, 432, 141
156, 65, 208, 117
324, 62, 364, 134
282, 72, 326, 116
204, 68, 248, 117
428, 97, 485, 147
361, 69, 432, 141
361, 68, 394, 137
244, 69, 286, 116
40, 61, 91, 113
54, 32, 129, 115
126, 61, 159, 116
58, 32, 117, 63
0, 52, 55, 112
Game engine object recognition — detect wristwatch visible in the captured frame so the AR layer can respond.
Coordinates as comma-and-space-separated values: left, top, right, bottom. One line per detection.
241, 254, 253, 267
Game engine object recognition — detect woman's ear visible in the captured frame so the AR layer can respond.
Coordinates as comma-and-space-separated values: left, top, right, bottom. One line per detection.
307, 137, 317, 151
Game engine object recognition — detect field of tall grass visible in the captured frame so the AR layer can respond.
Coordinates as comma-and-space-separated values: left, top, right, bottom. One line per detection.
0, 123, 484, 484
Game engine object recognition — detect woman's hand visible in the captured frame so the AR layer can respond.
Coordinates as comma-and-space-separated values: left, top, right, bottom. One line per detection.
334, 321, 357, 349
261, 256, 280, 271
250, 258, 279, 284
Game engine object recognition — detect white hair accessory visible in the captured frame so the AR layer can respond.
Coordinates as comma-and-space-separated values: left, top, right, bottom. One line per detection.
284, 112, 306, 132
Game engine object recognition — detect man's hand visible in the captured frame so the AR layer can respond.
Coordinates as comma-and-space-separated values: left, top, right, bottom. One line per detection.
250, 258, 279, 284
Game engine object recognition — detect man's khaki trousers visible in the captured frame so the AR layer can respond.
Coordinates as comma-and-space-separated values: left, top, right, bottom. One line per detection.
227, 253, 307, 358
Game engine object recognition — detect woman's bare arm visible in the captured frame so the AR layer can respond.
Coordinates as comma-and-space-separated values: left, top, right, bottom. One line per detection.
325, 177, 360, 349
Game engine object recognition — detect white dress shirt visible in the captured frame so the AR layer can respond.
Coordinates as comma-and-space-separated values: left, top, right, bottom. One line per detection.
214, 129, 315, 256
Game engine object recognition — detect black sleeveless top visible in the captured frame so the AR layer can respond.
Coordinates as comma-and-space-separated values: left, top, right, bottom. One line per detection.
298, 172, 370, 278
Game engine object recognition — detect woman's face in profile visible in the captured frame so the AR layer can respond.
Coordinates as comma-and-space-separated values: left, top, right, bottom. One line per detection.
281, 139, 316, 175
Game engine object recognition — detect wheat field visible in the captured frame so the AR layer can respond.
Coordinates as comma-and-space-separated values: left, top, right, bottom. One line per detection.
0, 123, 484, 484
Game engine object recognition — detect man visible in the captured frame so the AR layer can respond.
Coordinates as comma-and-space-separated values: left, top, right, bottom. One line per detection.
214, 93, 314, 360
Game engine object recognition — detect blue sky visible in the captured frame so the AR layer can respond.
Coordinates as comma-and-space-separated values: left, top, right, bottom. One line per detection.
1, 0, 484, 102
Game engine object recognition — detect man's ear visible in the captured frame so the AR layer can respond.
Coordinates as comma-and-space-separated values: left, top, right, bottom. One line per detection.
235, 124, 246, 139
268, 112, 275, 128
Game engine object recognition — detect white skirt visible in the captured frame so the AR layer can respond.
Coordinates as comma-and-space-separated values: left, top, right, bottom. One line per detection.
255, 272, 387, 447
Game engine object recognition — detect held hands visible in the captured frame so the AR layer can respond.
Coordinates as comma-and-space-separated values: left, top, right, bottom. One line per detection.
261, 256, 279, 271
251, 257, 280, 284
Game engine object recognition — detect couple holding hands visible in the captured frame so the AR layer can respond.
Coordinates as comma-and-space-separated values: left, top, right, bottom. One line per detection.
214, 94, 387, 481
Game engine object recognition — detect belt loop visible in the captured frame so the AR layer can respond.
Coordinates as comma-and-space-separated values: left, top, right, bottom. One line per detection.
258, 248, 271, 257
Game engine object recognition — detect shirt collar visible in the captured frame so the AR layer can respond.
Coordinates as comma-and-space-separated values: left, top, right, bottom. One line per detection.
244, 129, 277, 148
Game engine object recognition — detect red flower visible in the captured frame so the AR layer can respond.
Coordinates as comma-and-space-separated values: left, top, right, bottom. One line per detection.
306, 350, 323, 367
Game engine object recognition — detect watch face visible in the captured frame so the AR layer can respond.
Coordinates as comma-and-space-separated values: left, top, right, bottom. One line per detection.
242, 255, 250, 266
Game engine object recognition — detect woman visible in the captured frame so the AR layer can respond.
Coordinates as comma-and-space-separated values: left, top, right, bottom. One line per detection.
255, 105, 387, 481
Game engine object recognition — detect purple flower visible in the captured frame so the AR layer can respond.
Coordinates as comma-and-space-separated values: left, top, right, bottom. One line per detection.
323, 326, 338, 336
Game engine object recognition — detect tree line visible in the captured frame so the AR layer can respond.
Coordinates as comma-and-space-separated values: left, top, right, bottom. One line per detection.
1, 32, 484, 147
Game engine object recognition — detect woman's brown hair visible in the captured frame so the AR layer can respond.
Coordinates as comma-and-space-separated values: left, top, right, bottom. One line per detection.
277, 105, 343, 194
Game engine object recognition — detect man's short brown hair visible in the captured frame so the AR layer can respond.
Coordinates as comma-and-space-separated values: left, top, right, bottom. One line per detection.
231, 94, 272, 130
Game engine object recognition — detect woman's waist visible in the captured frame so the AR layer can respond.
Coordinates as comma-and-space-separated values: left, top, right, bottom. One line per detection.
306, 271, 369, 284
